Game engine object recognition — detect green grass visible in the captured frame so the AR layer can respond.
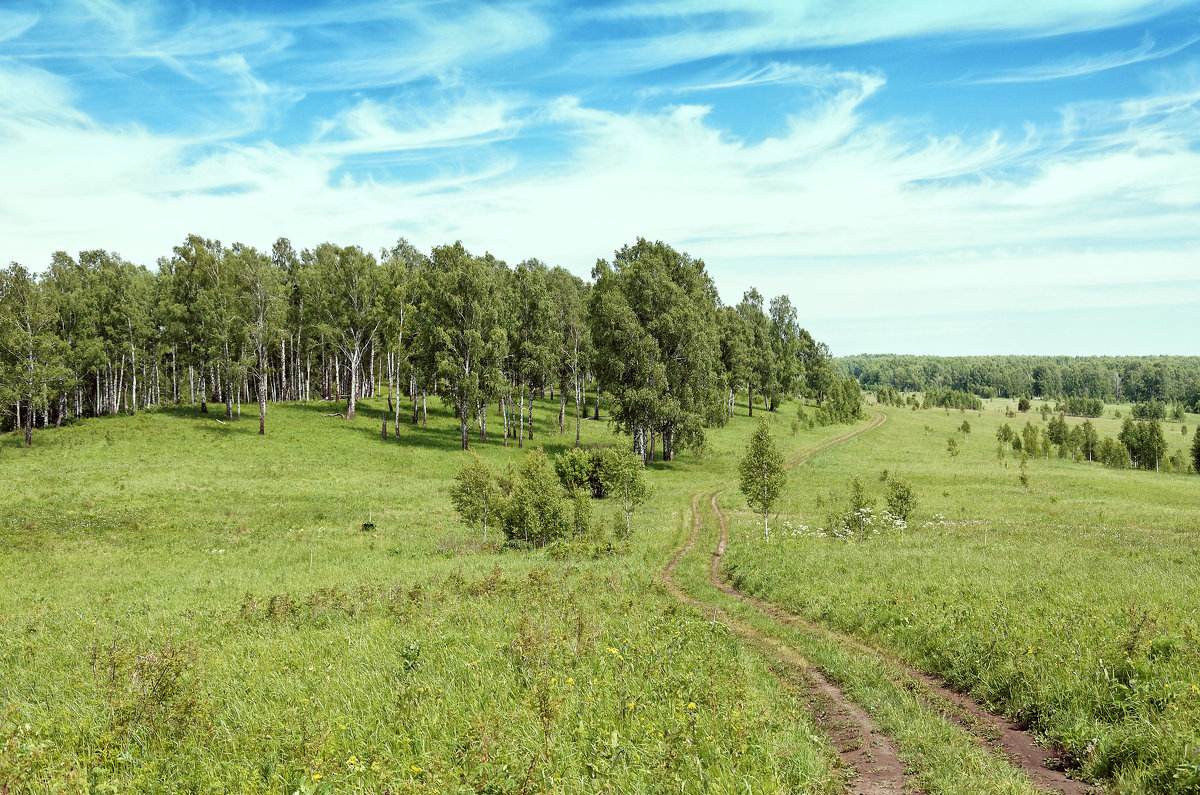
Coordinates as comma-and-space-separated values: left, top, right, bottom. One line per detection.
0, 398, 842, 794
721, 399, 1200, 793
6, 394, 1197, 793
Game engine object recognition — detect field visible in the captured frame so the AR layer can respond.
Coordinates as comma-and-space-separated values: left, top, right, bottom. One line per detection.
0, 398, 851, 795
2, 395, 1198, 793
720, 399, 1200, 793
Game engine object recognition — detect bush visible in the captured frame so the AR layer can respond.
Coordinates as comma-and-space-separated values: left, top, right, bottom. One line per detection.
570, 490, 593, 540
588, 447, 621, 498
1018, 397, 1031, 412
824, 476, 877, 542
885, 478, 916, 522
554, 447, 592, 494
554, 446, 621, 498
501, 448, 571, 547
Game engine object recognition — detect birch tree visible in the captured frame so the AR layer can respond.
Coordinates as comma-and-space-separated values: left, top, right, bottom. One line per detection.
307, 243, 381, 420
0, 265, 64, 445
738, 418, 786, 540
426, 242, 503, 450
590, 239, 722, 461
233, 244, 285, 434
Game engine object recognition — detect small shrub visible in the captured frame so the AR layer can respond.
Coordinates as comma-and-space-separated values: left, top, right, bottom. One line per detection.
554, 447, 592, 494
501, 448, 571, 547
885, 478, 916, 523
553, 446, 621, 498
88, 632, 203, 741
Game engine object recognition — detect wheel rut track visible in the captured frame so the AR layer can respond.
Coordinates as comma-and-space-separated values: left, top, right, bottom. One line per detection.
705, 410, 1099, 795
664, 415, 907, 795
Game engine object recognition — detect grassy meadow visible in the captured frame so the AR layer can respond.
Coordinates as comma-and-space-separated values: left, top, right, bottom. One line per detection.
4, 392, 1199, 794
721, 398, 1200, 793
1, 396, 851, 795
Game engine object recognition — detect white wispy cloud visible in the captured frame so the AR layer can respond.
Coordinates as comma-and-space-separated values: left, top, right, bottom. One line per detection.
1, 2, 1198, 354
291, 4, 550, 92
309, 96, 524, 156
0, 8, 39, 42
13, 0, 548, 92
3, 54, 1197, 320
570, 0, 1198, 74
662, 61, 884, 95
966, 32, 1200, 83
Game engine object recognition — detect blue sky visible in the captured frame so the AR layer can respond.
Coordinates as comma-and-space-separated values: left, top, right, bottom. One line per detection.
1, 1, 1198, 355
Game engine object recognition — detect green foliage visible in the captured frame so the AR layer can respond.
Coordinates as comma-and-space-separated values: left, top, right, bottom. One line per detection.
1098, 436, 1130, 469
499, 448, 571, 547
1118, 418, 1168, 471
767, 295, 802, 412
874, 385, 906, 407
923, 388, 983, 411
554, 446, 624, 499
945, 436, 959, 459
586, 447, 621, 498
822, 476, 879, 542
2, 232, 846, 470
1059, 396, 1104, 417
1192, 428, 1200, 474
736, 289, 776, 414
590, 239, 723, 462
0, 264, 66, 443
605, 447, 648, 538
1131, 400, 1167, 421
843, 353, 1200, 405
450, 454, 498, 543
884, 477, 916, 523
813, 377, 863, 426
995, 423, 1014, 449
1047, 413, 1068, 447
569, 489, 592, 541
1017, 397, 1031, 412
738, 419, 786, 539
1079, 420, 1099, 461
726, 403, 1200, 791
553, 446, 593, 494
1020, 421, 1040, 457
423, 243, 505, 451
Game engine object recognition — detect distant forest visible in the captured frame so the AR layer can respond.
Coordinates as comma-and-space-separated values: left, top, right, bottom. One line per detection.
840, 354, 1200, 409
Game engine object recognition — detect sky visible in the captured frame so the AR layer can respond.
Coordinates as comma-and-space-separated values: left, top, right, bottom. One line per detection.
1, 1, 1198, 356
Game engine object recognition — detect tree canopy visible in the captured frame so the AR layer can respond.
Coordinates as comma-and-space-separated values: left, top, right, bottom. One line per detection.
1, 237, 841, 454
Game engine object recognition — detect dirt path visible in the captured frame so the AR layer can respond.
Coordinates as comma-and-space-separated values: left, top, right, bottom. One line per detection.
706, 410, 1098, 795
663, 417, 907, 795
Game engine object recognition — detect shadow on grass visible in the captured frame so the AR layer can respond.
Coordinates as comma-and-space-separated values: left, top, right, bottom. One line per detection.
141, 397, 609, 457
0, 395, 694, 462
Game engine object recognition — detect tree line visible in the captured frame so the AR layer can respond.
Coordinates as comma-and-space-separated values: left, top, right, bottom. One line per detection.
843, 354, 1200, 407
0, 237, 844, 456
994, 414, 1195, 474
